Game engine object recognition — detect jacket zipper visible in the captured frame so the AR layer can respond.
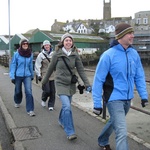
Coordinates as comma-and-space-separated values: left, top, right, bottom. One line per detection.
24, 57, 26, 77
126, 51, 129, 100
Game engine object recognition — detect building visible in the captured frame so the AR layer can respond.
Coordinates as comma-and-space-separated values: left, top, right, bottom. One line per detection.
103, 0, 111, 20
134, 11, 150, 31
0, 36, 9, 55
51, 20, 94, 34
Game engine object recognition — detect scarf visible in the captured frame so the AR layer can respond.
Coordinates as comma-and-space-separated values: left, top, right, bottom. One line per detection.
62, 47, 72, 56
18, 47, 32, 57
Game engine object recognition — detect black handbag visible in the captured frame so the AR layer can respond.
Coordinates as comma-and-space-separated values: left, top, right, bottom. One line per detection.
62, 57, 78, 84
71, 74, 78, 84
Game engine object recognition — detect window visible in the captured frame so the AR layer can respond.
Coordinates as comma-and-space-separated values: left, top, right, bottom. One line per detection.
143, 18, 148, 24
136, 18, 141, 24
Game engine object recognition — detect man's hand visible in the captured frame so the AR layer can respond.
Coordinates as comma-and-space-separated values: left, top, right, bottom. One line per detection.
86, 86, 92, 93
93, 108, 103, 115
38, 76, 42, 82
141, 99, 149, 107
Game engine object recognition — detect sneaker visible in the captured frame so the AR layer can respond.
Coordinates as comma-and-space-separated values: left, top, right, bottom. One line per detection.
14, 103, 20, 108
41, 101, 46, 107
98, 144, 112, 150
27, 111, 36, 117
67, 134, 77, 140
48, 107, 54, 111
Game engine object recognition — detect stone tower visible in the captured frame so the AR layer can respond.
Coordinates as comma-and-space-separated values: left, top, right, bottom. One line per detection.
103, 0, 111, 20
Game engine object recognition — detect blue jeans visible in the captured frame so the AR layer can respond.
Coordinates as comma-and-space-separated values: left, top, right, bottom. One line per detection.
14, 76, 34, 112
98, 100, 131, 150
59, 95, 75, 136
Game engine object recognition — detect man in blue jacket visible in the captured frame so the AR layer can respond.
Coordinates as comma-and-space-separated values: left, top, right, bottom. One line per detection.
92, 23, 148, 150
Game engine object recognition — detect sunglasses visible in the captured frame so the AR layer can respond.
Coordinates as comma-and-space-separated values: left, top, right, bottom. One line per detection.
22, 43, 29, 45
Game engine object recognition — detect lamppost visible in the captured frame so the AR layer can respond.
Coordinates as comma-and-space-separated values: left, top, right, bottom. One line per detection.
8, 0, 11, 66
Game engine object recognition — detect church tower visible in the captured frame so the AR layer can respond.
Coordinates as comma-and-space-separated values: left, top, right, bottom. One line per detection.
103, 0, 111, 20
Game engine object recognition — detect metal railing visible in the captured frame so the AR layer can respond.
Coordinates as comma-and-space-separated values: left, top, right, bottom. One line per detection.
1, 55, 149, 119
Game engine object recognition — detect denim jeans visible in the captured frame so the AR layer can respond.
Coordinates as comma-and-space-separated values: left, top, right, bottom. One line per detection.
14, 76, 34, 112
59, 95, 75, 136
98, 100, 131, 150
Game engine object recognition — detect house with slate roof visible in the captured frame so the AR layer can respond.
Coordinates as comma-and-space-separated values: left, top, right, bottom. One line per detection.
51, 19, 66, 33
51, 19, 94, 34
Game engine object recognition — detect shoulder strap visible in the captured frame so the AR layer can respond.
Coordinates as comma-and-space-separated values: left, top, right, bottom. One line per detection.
62, 56, 73, 75
42, 52, 50, 62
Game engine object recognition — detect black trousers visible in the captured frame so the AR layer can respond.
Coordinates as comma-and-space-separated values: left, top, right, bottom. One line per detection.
41, 80, 56, 107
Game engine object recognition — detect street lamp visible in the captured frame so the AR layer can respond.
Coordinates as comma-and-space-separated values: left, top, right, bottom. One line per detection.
8, 0, 11, 66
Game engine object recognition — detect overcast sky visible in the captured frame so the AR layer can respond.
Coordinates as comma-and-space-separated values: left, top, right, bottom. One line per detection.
0, 0, 150, 35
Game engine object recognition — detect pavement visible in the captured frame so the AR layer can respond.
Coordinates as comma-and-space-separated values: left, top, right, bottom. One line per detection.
0, 65, 150, 150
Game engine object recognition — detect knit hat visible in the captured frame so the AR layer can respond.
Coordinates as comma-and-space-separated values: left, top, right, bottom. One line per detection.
61, 33, 73, 42
115, 23, 134, 40
19, 39, 29, 46
43, 40, 51, 46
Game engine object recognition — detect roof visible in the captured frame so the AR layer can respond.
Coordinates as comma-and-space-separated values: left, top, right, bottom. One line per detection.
41, 30, 56, 41
25, 28, 40, 34
50, 33, 104, 42
0, 36, 9, 44
16, 34, 28, 40
136, 11, 150, 14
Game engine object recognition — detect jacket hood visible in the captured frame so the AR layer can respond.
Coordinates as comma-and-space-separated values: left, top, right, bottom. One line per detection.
110, 40, 119, 48
110, 39, 133, 49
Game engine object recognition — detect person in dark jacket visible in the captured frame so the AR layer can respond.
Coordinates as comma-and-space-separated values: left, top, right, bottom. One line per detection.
92, 23, 148, 150
9, 39, 35, 117
42, 33, 92, 140
35, 40, 55, 111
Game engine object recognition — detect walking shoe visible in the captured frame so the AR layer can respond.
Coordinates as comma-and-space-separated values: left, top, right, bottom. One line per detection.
14, 103, 20, 108
41, 101, 46, 107
98, 144, 112, 150
48, 107, 54, 111
27, 111, 36, 117
67, 134, 77, 140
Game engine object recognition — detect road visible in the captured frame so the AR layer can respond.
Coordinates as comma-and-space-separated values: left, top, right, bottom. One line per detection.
0, 65, 149, 150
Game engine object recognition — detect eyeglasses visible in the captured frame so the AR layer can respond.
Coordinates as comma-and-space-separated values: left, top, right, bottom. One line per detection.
22, 43, 29, 45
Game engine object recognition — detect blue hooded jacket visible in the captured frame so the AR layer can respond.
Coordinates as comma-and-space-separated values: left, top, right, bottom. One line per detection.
9, 51, 34, 79
92, 40, 148, 108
